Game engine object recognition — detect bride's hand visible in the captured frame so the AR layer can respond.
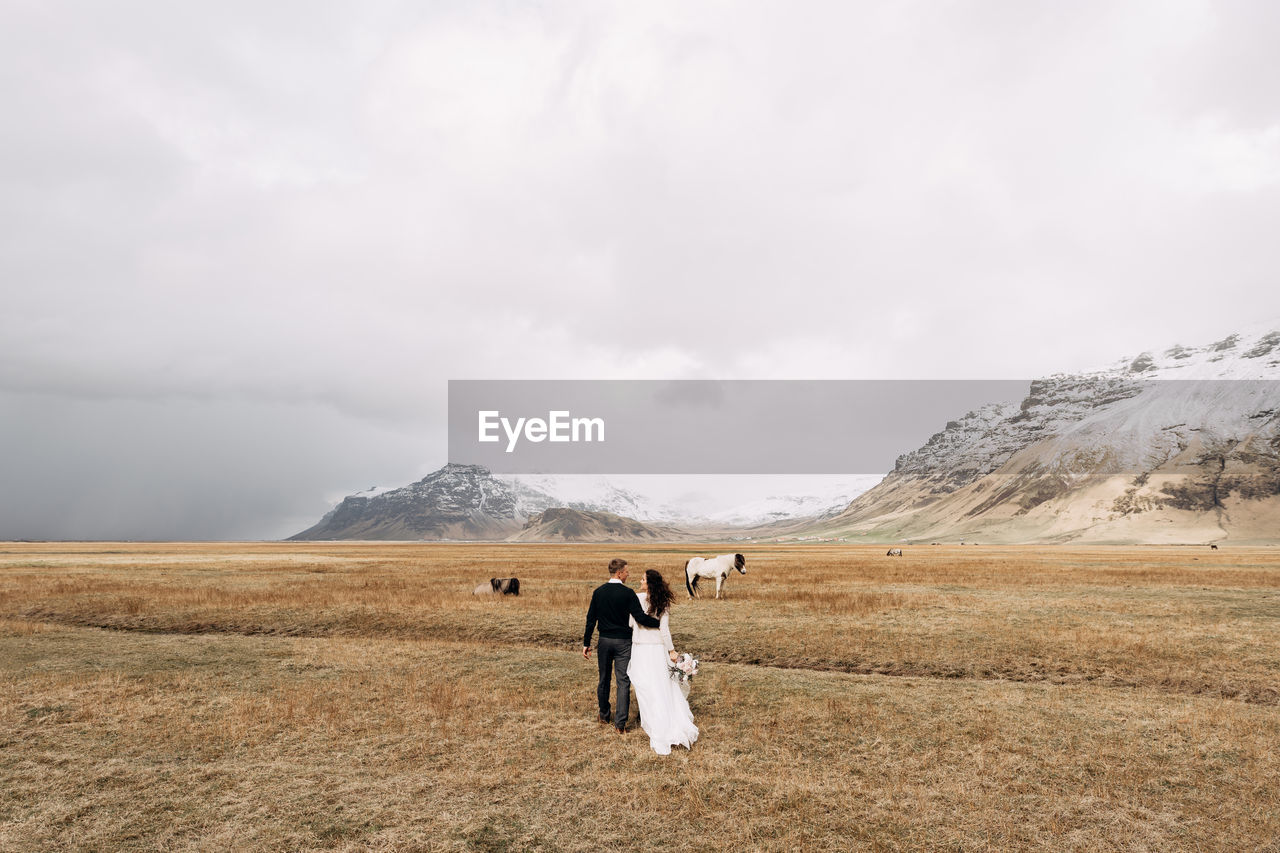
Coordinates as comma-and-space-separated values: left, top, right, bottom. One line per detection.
668, 650, 679, 663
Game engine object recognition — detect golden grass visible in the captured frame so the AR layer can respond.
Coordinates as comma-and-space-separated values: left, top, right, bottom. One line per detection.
2, 542, 1280, 851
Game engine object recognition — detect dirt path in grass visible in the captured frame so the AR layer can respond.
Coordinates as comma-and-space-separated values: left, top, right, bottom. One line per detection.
13, 608, 1279, 706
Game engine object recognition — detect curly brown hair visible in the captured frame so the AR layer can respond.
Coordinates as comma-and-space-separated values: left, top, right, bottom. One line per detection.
644, 569, 674, 618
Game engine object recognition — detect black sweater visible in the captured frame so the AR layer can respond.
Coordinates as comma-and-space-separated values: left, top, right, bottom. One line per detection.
583, 581, 661, 646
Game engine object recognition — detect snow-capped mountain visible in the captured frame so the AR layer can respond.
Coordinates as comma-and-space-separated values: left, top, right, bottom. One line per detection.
293, 468, 874, 541
290, 463, 532, 540
814, 324, 1280, 544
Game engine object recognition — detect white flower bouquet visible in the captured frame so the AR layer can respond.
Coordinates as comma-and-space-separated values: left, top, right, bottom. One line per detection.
668, 652, 699, 685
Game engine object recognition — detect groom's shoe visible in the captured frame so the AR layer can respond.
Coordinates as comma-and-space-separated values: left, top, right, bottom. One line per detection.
615, 725, 626, 736
597, 714, 611, 725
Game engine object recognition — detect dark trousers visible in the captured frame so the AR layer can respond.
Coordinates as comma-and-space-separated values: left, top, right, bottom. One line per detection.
596, 636, 632, 728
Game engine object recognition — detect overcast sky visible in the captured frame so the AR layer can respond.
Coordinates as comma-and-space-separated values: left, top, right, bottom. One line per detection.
3, 0, 1279, 539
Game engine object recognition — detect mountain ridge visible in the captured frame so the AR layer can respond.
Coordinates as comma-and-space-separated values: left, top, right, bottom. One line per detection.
292, 322, 1280, 544
808, 324, 1280, 544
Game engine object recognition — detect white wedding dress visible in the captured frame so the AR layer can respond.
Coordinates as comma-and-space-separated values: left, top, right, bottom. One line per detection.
627, 593, 699, 755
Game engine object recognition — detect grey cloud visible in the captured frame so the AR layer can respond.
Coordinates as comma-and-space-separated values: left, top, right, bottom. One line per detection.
0, 390, 438, 540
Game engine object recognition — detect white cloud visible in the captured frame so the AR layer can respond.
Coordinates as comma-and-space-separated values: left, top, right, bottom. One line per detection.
2, 0, 1279, 537
1180, 116, 1280, 193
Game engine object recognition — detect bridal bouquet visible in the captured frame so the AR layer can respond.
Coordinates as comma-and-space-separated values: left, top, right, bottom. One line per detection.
668, 653, 699, 684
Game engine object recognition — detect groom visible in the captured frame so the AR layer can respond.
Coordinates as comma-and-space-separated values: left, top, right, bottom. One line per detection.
582, 558, 662, 734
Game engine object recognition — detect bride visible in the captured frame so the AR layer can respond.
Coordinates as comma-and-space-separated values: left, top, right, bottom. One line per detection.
627, 569, 699, 755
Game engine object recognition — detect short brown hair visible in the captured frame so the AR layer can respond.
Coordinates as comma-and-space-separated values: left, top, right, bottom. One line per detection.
608, 558, 627, 575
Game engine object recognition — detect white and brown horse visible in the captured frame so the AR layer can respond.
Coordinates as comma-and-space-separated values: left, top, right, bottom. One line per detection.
685, 553, 746, 599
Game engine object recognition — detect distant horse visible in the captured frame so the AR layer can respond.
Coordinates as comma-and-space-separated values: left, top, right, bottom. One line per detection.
473, 577, 520, 596
685, 553, 746, 599
886, 548, 903, 557
1210, 544, 1219, 550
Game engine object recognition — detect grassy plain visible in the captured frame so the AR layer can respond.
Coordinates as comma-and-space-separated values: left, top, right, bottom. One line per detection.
1, 542, 1279, 851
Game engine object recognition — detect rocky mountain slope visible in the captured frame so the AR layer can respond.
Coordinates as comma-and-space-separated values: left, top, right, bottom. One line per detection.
508, 507, 688, 543
290, 463, 538, 541
813, 326, 1280, 544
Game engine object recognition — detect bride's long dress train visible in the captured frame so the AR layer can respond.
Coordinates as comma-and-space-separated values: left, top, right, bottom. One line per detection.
627, 643, 699, 755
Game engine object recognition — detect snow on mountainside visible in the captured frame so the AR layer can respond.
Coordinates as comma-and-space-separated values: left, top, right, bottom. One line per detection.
1107, 324, 1280, 380
347, 485, 396, 501
816, 323, 1280, 544
699, 484, 878, 526
500, 475, 675, 522
499, 474, 873, 526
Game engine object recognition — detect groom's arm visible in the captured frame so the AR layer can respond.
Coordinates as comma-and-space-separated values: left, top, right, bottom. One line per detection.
583, 590, 599, 653
627, 590, 662, 629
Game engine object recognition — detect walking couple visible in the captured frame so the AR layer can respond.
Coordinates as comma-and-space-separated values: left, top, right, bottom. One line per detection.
582, 558, 699, 756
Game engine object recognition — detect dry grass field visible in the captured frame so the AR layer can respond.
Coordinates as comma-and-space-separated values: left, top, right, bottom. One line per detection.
2, 542, 1279, 851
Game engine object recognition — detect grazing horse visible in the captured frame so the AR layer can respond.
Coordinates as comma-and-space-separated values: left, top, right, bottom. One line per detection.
1210, 544, 1219, 550
685, 553, 746, 599
886, 548, 903, 557
473, 577, 520, 596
